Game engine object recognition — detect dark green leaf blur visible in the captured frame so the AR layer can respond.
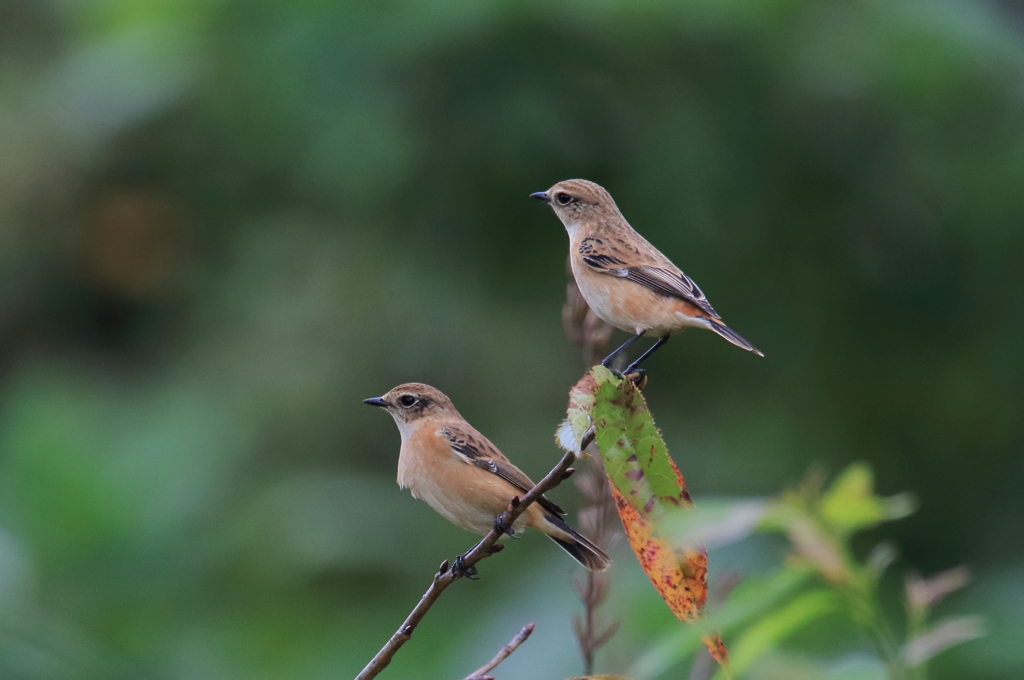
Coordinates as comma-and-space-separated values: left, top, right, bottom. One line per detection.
0, 0, 1021, 678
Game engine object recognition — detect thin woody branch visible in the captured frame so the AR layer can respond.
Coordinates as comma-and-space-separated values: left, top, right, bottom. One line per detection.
572, 454, 620, 674
462, 623, 535, 680
355, 448, 578, 680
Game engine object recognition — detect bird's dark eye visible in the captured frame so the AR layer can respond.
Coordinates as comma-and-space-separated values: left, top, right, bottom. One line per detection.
399, 395, 417, 407
556, 192, 573, 206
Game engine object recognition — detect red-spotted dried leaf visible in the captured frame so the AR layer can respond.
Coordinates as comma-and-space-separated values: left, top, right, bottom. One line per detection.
701, 633, 730, 669
560, 366, 729, 670
608, 482, 708, 621
556, 371, 600, 453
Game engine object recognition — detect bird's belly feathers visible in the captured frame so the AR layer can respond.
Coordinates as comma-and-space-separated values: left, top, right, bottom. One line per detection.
398, 441, 529, 536
412, 483, 508, 535
572, 262, 708, 336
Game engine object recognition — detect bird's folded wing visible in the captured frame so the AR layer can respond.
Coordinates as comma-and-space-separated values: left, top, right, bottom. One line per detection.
581, 252, 720, 319
441, 426, 566, 516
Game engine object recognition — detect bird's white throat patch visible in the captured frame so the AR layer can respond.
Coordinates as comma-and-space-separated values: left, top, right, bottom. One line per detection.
390, 414, 415, 442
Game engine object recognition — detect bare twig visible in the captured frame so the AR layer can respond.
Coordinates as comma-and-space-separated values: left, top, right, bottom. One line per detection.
355, 449, 578, 680
462, 623, 535, 680
572, 455, 620, 674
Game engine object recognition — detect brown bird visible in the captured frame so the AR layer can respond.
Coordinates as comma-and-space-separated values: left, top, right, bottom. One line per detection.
364, 383, 611, 572
532, 179, 763, 372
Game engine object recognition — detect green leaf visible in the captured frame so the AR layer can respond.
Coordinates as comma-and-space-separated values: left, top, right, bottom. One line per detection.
710, 588, 842, 679
630, 566, 813, 680
590, 367, 692, 520
820, 463, 916, 534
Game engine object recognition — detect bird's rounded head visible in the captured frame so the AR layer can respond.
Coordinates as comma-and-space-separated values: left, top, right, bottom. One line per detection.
363, 382, 459, 425
530, 179, 621, 231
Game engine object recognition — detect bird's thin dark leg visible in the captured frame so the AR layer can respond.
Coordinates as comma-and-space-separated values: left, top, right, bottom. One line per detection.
600, 332, 645, 367
623, 335, 670, 374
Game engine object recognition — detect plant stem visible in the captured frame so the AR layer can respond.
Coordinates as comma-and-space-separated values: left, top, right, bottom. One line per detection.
462, 623, 535, 680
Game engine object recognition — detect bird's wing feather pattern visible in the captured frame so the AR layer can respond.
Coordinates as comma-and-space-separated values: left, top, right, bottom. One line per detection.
623, 265, 720, 318
440, 426, 566, 516
581, 245, 720, 319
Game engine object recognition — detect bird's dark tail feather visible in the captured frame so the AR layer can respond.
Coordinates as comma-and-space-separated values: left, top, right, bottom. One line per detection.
544, 513, 611, 572
707, 319, 764, 357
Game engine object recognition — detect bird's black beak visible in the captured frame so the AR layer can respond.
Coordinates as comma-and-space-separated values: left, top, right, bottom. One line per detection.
363, 397, 389, 408
529, 191, 550, 203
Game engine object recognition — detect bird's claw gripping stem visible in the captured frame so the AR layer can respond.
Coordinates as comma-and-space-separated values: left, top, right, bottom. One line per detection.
452, 554, 478, 580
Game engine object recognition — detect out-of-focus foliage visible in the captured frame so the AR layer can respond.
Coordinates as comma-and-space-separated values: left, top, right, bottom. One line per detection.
1, 0, 1022, 679
634, 464, 980, 679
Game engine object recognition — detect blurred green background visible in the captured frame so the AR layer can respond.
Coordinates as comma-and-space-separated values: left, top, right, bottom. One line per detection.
1, 0, 1022, 678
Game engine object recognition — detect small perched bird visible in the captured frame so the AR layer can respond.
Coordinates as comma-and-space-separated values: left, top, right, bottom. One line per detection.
364, 383, 610, 572
532, 179, 763, 372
